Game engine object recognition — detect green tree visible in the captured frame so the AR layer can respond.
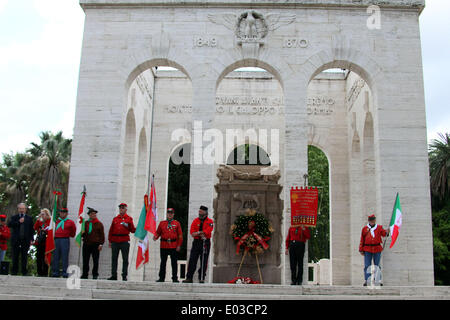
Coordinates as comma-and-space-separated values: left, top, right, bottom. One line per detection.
307, 145, 330, 262
429, 132, 450, 285
0, 152, 29, 218
20, 131, 72, 209
429, 133, 450, 206
0, 131, 71, 275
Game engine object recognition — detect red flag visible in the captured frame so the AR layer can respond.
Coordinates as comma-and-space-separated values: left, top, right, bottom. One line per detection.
144, 176, 157, 235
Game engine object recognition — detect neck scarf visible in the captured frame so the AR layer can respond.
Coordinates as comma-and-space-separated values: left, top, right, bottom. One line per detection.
87, 218, 98, 234
367, 223, 378, 238
56, 218, 68, 231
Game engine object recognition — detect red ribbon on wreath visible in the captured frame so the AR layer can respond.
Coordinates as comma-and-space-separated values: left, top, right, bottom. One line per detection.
235, 220, 270, 254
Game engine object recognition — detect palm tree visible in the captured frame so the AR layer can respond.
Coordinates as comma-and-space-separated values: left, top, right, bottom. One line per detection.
0, 152, 29, 218
20, 131, 72, 209
429, 132, 450, 204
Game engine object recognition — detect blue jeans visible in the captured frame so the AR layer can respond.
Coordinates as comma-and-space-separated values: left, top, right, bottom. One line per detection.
364, 251, 381, 281
0, 249, 5, 263
52, 238, 70, 277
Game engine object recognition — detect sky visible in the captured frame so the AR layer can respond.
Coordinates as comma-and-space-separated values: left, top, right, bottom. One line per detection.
0, 0, 448, 157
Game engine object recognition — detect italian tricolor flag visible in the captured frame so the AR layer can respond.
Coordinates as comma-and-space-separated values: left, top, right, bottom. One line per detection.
389, 193, 403, 249
45, 191, 61, 266
135, 175, 158, 270
75, 186, 87, 247
135, 202, 150, 270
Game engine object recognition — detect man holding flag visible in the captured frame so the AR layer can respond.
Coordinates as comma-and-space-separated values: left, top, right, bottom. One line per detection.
359, 214, 388, 286
153, 208, 183, 283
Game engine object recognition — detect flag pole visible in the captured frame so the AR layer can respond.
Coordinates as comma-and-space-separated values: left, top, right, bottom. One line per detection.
139, 68, 157, 281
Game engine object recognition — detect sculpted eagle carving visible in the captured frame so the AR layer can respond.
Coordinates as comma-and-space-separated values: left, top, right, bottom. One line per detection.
208, 11, 296, 41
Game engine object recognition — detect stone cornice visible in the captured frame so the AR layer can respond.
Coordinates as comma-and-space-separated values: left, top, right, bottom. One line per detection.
80, 0, 425, 13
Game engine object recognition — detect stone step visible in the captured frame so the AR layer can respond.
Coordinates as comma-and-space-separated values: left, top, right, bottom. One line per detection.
0, 275, 448, 300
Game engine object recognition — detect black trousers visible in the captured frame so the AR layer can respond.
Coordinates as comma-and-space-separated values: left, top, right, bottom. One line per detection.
186, 239, 210, 281
111, 242, 129, 277
289, 241, 306, 285
159, 248, 178, 281
36, 241, 48, 276
11, 239, 30, 275
82, 243, 101, 278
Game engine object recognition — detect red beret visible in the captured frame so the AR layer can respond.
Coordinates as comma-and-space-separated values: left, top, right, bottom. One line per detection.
118, 203, 127, 208
368, 214, 376, 220
0, 214, 6, 219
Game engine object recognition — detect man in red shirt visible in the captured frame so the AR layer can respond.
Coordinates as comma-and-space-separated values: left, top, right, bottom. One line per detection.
359, 214, 388, 286
108, 203, 136, 281
285, 224, 311, 285
183, 205, 214, 283
0, 214, 11, 264
153, 208, 183, 283
51, 208, 76, 278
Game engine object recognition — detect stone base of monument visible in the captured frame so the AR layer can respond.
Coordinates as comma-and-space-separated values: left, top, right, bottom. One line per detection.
0, 275, 448, 300
214, 265, 281, 285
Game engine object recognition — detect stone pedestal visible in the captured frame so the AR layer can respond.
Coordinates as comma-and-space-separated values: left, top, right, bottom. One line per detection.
212, 165, 283, 284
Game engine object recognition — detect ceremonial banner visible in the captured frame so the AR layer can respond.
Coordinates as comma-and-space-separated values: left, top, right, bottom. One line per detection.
290, 187, 319, 227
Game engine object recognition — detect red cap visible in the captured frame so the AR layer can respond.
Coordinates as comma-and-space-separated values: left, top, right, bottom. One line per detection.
368, 214, 376, 220
167, 208, 175, 213
0, 214, 6, 219
118, 203, 128, 208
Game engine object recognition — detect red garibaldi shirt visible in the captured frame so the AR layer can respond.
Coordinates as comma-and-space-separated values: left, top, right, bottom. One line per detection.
154, 220, 183, 249
359, 224, 387, 253
0, 224, 11, 250
108, 213, 136, 243
285, 226, 311, 250
190, 217, 214, 240
54, 218, 76, 238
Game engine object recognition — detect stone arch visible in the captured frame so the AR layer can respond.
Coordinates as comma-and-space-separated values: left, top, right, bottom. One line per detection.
121, 109, 137, 211
302, 49, 382, 285
215, 58, 285, 92
125, 58, 193, 92
226, 143, 271, 166
302, 47, 383, 92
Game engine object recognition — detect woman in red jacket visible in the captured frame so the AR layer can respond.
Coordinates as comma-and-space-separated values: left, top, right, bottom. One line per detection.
34, 209, 51, 276
359, 214, 389, 286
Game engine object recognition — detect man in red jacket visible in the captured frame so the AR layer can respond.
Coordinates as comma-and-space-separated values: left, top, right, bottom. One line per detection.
108, 203, 136, 281
153, 208, 183, 283
0, 214, 11, 263
285, 224, 311, 285
51, 208, 76, 278
183, 205, 214, 283
359, 214, 389, 286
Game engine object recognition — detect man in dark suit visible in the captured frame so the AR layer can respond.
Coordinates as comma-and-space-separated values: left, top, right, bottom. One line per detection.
8, 203, 34, 275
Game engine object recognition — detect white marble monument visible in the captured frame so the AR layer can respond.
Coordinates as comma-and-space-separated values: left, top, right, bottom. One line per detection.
68, 0, 433, 286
